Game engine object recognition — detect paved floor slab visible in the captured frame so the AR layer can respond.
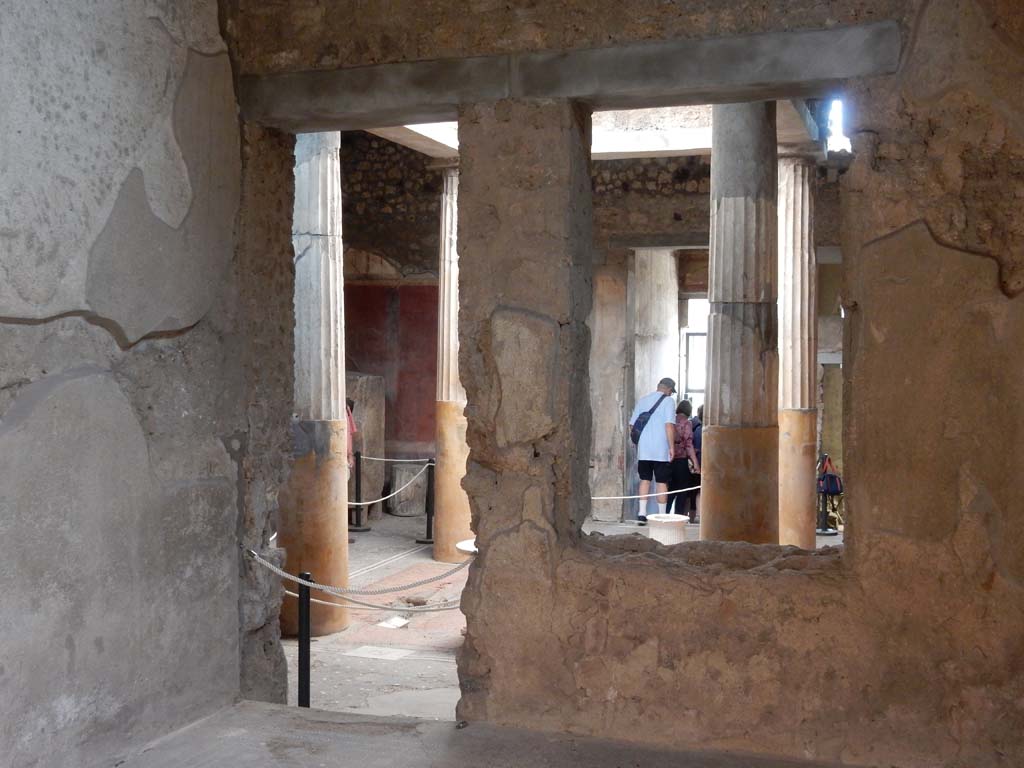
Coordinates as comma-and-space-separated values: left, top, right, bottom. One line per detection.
283, 513, 466, 717
124, 701, 840, 768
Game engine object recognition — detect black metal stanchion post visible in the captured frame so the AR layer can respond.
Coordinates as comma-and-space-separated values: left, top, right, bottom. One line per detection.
355, 451, 362, 505
416, 461, 435, 545
298, 572, 311, 708
350, 450, 371, 532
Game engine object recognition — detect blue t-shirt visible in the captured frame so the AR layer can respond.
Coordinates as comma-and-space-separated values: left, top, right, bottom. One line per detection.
630, 392, 676, 462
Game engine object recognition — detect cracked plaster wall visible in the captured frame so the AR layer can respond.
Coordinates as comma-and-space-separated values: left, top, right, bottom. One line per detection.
0, 2, 292, 766
217, 1, 1024, 766
451, 3, 1024, 767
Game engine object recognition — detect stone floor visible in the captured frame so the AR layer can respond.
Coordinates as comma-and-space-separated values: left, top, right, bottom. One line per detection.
123, 701, 839, 768
282, 513, 465, 719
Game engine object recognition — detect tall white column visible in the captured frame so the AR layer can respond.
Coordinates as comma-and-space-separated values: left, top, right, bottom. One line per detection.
777, 155, 818, 548
701, 102, 779, 544
292, 133, 345, 421
433, 166, 473, 562
279, 132, 349, 635
436, 167, 465, 403
625, 248, 679, 518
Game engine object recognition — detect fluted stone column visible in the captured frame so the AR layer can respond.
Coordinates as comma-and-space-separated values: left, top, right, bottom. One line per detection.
625, 248, 679, 518
701, 102, 779, 544
777, 155, 818, 548
279, 132, 349, 635
433, 167, 474, 563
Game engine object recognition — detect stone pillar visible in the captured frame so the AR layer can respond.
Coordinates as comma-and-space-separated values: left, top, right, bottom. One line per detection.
279, 132, 349, 635
586, 266, 629, 523
777, 155, 818, 548
701, 102, 779, 544
456, 99, 593, 718
625, 248, 679, 518
433, 167, 474, 563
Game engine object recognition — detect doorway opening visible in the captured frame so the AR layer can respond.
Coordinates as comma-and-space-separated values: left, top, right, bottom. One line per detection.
281, 128, 468, 720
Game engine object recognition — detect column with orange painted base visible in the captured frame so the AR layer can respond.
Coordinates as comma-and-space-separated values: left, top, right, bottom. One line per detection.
777, 155, 818, 549
432, 167, 473, 563
280, 132, 349, 635
701, 102, 779, 545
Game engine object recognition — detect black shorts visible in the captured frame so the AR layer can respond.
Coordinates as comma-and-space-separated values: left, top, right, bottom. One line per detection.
638, 460, 672, 484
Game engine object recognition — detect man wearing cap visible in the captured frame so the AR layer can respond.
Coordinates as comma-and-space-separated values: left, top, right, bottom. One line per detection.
628, 377, 678, 522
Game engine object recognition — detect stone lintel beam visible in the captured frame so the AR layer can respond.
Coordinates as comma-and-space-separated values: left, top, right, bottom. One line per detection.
609, 232, 710, 250
239, 21, 901, 132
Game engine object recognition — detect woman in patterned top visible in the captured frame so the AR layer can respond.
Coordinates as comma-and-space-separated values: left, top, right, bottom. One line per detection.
665, 399, 700, 516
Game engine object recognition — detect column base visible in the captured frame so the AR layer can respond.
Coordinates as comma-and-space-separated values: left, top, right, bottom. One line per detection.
278, 420, 350, 636
778, 409, 818, 549
700, 425, 779, 544
433, 400, 474, 563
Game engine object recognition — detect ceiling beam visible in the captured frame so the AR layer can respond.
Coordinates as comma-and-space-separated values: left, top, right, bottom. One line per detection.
239, 21, 901, 132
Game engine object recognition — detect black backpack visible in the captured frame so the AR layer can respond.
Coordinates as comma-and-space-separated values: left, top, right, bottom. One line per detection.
630, 394, 669, 446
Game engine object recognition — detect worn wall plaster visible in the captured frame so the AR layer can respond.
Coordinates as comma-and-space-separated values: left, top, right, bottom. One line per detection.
0, 2, 290, 766
0, 0, 239, 343
212, 1, 1024, 767
233, 124, 295, 706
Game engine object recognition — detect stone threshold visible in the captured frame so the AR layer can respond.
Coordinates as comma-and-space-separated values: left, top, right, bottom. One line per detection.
122, 700, 841, 768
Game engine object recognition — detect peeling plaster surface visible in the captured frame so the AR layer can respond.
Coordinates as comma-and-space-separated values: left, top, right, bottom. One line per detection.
0, 1, 282, 766
0, 0, 239, 343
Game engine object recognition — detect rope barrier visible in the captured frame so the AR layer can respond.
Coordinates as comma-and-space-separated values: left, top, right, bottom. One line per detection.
246, 547, 471, 596
349, 462, 434, 506
591, 484, 701, 501
359, 455, 433, 463
350, 544, 430, 578
283, 589, 461, 613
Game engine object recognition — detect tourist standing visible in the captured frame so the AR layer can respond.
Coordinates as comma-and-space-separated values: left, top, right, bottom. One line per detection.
689, 404, 703, 522
628, 377, 678, 522
666, 400, 700, 515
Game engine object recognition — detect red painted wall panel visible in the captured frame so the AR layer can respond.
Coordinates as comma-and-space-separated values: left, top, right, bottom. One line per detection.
345, 284, 437, 456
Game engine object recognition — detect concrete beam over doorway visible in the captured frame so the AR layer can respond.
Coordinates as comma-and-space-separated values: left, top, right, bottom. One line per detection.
239, 20, 901, 132
608, 233, 711, 250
